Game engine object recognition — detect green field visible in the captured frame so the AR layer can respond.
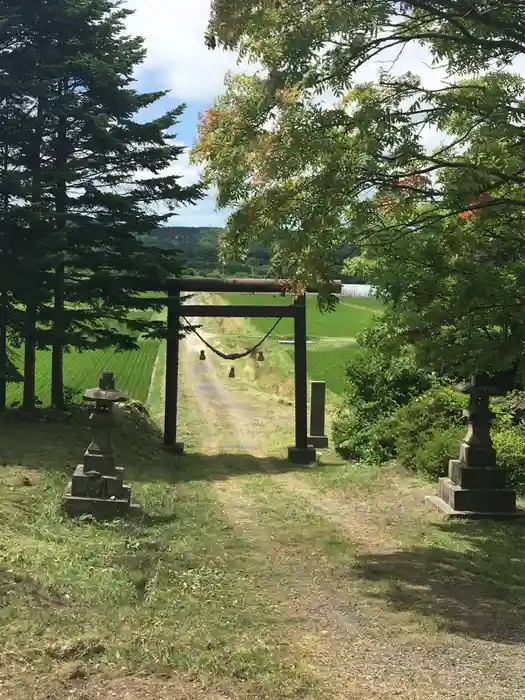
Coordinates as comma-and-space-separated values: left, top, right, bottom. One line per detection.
5, 304, 164, 408
299, 344, 360, 392
7, 340, 160, 407
340, 295, 383, 311
220, 293, 381, 395
221, 293, 381, 339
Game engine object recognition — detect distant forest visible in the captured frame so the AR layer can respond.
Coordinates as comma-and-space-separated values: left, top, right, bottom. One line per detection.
138, 227, 271, 277
139, 227, 364, 281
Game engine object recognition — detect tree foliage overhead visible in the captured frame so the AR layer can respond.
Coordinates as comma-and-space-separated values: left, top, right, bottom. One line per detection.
193, 0, 525, 380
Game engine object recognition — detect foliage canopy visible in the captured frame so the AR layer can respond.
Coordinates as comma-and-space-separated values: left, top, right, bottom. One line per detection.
193, 0, 525, 379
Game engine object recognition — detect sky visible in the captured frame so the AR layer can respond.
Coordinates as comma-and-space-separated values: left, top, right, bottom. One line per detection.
124, 1, 525, 229
124, 0, 248, 228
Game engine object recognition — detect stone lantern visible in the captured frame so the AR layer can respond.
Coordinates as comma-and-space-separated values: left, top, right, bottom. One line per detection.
427, 374, 521, 518
63, 371, 137, 519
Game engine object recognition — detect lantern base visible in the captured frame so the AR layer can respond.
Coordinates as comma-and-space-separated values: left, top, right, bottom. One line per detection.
63, 464, 138, 520
63, 492, 140, 520
425, 494, 525, 520
426, 458, 522, 519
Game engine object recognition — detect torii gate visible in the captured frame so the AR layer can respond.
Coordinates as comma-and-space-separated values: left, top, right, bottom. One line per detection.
160, 277, 341, 465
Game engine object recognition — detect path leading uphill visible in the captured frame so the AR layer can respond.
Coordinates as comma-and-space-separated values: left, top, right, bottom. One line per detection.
173, 318, 525, 700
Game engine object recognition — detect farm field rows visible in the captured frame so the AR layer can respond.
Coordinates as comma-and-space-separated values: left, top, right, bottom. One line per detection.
6, 340, 159, 407
219, 293, 381, 395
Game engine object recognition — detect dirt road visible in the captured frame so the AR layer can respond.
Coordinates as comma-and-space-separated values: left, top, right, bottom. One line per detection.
177, 320, 525, 700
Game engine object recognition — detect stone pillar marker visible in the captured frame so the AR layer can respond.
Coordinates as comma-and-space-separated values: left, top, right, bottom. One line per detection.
308, 381, 329, 449
63, 371, 138, 520
426, 376, 522, 518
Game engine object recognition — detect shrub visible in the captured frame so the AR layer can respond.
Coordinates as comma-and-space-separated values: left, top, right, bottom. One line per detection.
396, 398, 525, 491
332, 339, 525, 489
343, 345, 435, 417
494, 390, 525, 426
387, 386, 466, 470
493, 428, 525, 494
413, 425, 465, 480
333, 344, 435, 459
332, 405, 392, 463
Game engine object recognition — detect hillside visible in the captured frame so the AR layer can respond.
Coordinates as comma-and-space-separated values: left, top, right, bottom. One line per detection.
138, 226, 271, 277
139, 227, 365, 281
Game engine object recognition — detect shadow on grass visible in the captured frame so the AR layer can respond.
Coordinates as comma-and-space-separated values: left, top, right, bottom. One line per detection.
353, 519, 525, 644
0, 407, 318, 486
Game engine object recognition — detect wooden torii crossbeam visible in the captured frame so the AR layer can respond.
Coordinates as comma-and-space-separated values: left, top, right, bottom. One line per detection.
161, 277, 342, 465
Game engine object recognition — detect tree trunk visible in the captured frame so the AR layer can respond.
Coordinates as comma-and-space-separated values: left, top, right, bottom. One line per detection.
23, 97, 45, 412
51, 86, 68, 410
0, 291, 7, 411
0, 113, 9, 411
51, 261, 65, 408
22, 304, 36, 411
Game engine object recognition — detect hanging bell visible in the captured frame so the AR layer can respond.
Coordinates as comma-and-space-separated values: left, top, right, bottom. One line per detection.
199, 349, 206, 361
228, 366, 236, 378
257, 350, 265, 362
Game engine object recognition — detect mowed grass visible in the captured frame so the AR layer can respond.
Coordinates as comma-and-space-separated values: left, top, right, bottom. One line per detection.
3, 327, 525, 698
339, 295, 383, 311
221, 293, 381, 339
0, 409, 317, 699
7, 340, 159, 407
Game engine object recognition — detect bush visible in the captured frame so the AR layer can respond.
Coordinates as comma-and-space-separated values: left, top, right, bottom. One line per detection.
387, 386, 466, 470
493, 428, 525, 494
494, 390, 525, 426
332, 405, 392, 463
333, 340, 525, 493
343, 345, 435, 417
413, 425, 465, 480
395, 397, 525, 491
333, 344, 435, 459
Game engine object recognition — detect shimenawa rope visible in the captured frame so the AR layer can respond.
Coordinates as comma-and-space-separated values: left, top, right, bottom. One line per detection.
182, 315, 282, 361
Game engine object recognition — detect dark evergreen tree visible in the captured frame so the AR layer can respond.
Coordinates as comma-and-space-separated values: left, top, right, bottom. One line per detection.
0, 0, 202, 409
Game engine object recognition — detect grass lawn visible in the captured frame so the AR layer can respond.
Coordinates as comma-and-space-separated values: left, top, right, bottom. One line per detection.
0, 410, 313, 699
6, 305, 165, 408
300, 344, 360, 393
340, 295, 384, 311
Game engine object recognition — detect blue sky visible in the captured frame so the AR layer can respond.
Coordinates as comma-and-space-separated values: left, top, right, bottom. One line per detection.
124, 0, 252, 229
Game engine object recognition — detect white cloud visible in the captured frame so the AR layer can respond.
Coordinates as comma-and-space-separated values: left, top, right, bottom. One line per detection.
123, 1, 254, 226
124, 0, 255, 103
172, 193, 230, 227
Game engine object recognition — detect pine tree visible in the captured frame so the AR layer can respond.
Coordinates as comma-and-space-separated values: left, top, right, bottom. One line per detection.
0, 8, 52, 410
0, 0, 202, 409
